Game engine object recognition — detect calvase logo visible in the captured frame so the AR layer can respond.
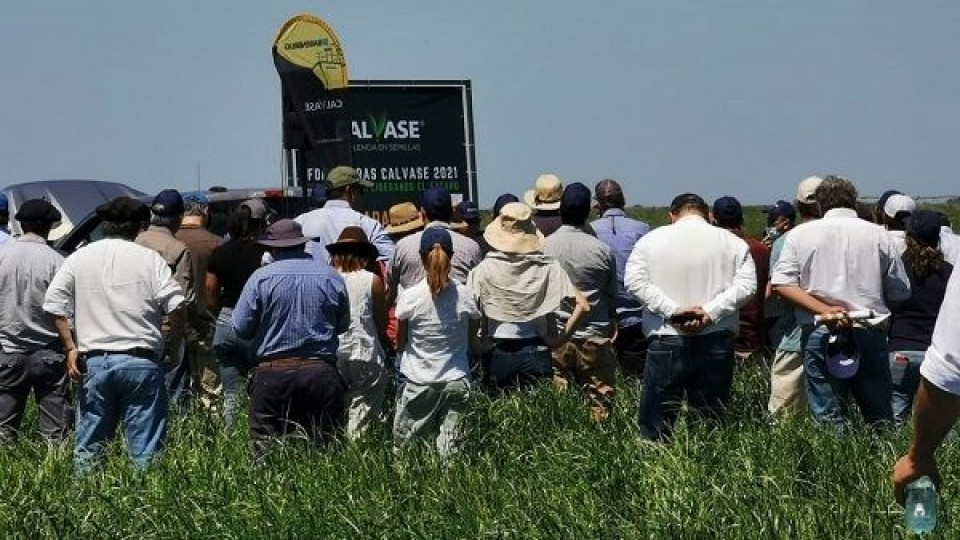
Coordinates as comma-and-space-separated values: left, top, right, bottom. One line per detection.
352, 113, 422, 141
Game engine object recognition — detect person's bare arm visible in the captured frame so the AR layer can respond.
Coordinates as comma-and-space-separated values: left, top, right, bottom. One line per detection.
560, 290, 591, 341
773, 284, 846, 319
204, 272, 220, 311
371, 274, 390, 346
893, 378, 960, 503
52, 315, 81, 379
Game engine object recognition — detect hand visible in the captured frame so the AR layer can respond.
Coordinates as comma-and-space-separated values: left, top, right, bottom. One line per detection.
817, 305, 850, 329
673, 306, 712, 334
893, 453, 940, 506
66, 349, 82, 380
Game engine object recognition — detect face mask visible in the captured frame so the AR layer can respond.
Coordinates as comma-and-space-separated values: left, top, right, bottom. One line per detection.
764, 227, 780, 240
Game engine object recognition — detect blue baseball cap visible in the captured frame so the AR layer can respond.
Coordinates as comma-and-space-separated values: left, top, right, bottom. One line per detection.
712, 196, 744, 228
182, 191, 209, 206
420, 226, 453, 257
421, 186, 452, 220
763, 200, 796, 225
458, 200, 481, 222
824, 329, 860, 380
560, 182, 592, 214
907, 210, 944, 247
151, 189, 185, 216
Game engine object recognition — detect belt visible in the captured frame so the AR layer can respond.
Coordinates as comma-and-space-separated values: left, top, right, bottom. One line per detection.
85, 348, 156, 359
494, 337, 545, 352
257, 357, 336, 370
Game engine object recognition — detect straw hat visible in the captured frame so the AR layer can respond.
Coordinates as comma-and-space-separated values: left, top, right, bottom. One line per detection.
326, 226, 379, 261
523, 173, 563, 211
385, 202, 425, 234
483, 202, 544, 254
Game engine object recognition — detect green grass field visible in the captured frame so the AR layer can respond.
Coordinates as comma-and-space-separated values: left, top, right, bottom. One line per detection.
0, 365, 955, 538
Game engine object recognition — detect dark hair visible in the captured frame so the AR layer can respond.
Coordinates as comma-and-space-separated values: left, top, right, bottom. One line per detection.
669, 193, 709, 217
560, 205, 590, 227
424, 204, 453, 223
904, 235, 944, 280
815, 176, 858, 212
20, 220, 52, 236
327, 186, 348, 200
228, 206, 264, 241
102, 220, 142, 240
796, 201, 820, 220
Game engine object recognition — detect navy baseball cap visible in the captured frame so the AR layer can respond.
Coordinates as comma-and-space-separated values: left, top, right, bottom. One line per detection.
825, 329, 860, 380
182, 191, 209, 206
876, 189, 902, 212
420, 226, 454, 257
151, 189, 185, 217
561, 182, 592, 214
493, 193, 519, 216
907, 210, 944, 247
421, 186, 452, 219
763, 200, 797, 224
458, 200, 481, 222
712, 196, 744, 228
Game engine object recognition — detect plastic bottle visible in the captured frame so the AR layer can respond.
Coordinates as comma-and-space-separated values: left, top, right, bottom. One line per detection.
904, 476, 937, 534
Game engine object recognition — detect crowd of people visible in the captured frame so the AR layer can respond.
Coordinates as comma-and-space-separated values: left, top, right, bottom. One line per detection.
1, 169, 960, 482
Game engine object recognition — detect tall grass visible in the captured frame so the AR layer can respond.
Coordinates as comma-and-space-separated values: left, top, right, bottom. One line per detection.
0, 364, 953, 538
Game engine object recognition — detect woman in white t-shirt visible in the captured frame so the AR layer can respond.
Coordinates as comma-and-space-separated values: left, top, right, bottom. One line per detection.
393, 227, 484, 456
327, 226, 389, 441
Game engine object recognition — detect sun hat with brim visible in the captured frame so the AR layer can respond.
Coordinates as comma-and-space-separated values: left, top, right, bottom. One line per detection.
483, 202, 545, 254
823, 329, 860, 380
258, 219, 309, 247
386, 202, 425, 234
326, 226, 379, 261
523, 174, 563, 211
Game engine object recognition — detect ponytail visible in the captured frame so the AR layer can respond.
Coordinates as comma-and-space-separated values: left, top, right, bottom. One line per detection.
905, 235, 944, 280
424, 244, 451, 296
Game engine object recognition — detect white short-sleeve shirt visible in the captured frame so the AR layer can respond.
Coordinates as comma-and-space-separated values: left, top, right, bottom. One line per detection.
920, 268, 960, 396
395, 279, 480, 384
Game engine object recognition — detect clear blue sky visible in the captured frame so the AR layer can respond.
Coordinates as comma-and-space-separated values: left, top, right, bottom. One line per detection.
2, 1, 959, 206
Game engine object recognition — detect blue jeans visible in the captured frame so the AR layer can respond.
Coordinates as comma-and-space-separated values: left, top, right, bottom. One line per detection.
489, 344, 552, 391
213, 307, 257, 426
639, 331, 735, 442
890, 350, 925, 423
74, 353, 168, 474
802, 325, 892, 429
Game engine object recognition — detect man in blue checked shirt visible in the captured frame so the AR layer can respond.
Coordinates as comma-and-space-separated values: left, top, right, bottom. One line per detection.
590, 179, 650, 378
232, 219, 350, 457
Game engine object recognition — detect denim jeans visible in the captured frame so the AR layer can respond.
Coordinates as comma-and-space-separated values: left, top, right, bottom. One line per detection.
0, 347, 73, 443
889, 350, 925, 423
489, 344, 552, 391
74, 353, 168, 474
639, 331, 735, 442
802, 325, 892, 429
213, 307, 257, 426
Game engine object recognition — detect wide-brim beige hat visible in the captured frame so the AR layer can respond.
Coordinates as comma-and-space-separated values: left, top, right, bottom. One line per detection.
483, 202, 545, 254
385, 202, 426, 234
523, 173, 563, 211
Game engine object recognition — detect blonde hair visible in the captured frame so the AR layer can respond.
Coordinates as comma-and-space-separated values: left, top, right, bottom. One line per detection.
423, 244, 451, 296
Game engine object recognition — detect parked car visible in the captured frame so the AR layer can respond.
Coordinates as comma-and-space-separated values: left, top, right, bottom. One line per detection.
2, 180, 148, 241
55, 186, 312, 254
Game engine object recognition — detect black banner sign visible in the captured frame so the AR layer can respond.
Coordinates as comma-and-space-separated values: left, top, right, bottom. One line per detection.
295, 81, 477, 224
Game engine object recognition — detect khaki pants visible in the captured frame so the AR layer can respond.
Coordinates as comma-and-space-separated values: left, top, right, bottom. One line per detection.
393, 378, 470, 457
338, 359, 388, 441
552, 337, 617, 422
768, 349, 806, 415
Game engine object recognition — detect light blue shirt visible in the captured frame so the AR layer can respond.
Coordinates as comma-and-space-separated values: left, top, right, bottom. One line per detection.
590, 209, 650, 327
232, 252, 350, 361
295, 200, 395, 262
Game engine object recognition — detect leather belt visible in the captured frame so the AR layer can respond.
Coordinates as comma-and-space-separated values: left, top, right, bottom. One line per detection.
85, 348, 156, 359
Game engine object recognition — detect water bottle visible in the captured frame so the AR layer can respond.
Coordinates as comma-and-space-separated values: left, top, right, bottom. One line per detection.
905, 476, 937, 534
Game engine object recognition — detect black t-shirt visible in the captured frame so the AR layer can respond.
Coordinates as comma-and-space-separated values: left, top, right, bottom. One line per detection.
207, 239, 268, 308
889, 258, 953, 351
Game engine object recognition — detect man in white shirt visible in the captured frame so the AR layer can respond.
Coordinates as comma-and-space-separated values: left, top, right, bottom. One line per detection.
295, 166, 394, 263
772, 175, 911, 429
625, 193, 757, 441
893, 266, 960, 503
43, 197, 186, 474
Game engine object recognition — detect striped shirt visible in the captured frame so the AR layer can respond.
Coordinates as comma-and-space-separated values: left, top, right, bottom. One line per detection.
232, 252, 350, 361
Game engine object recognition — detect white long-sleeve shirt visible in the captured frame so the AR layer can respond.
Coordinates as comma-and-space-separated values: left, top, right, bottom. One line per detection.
920, 267, 960, 395
770, 208, 910, 326
624, 214, 757, 337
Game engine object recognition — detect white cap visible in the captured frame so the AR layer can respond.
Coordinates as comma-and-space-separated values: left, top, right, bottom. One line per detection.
883, 194, 917, 219
796, 176, 823, 205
